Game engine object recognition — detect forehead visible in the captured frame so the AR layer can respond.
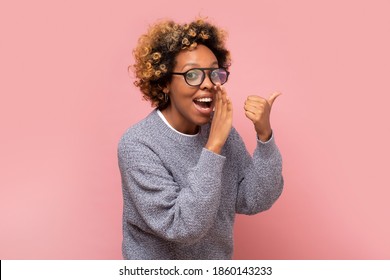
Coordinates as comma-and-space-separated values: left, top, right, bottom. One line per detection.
174, 45, 218, 69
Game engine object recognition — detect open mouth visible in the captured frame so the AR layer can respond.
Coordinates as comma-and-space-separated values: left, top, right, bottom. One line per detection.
193, 97, 213, 109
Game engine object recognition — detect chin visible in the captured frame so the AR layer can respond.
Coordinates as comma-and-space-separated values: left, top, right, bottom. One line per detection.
193, 114, 211, 126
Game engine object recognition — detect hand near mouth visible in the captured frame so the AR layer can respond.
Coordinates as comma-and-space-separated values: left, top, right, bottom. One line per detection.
244, 92, 281, 142
205, 84, 233, 154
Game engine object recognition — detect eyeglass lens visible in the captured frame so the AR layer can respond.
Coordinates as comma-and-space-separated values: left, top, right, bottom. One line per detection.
185, 69, 228, 86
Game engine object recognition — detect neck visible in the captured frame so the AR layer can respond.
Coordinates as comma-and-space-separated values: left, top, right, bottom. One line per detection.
161, 107, 199, 135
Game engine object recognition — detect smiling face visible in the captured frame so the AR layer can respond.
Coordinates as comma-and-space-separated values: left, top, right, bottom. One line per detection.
162, 44, 219, 135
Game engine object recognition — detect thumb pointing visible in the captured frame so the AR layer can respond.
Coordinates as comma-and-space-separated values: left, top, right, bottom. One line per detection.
268, 92, 282, 107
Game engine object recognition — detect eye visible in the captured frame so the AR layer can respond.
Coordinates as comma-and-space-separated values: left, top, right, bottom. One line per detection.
210, 69, 227, 84
210, 70, 219, 80
185, 69, 201, 81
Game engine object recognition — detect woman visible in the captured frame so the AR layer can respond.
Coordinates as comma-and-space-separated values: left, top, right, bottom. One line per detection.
118, 18, 284, 259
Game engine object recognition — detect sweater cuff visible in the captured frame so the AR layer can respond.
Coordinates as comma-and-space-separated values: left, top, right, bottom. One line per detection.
256, 131, 278, 159
200, 148, 226, 173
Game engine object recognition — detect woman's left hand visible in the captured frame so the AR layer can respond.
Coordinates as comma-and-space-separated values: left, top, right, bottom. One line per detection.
244, 92, 281, 142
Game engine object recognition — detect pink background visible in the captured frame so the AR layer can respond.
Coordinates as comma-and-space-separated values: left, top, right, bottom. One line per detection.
1, 0, 389, 259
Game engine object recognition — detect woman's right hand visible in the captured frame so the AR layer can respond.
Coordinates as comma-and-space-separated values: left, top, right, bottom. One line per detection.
205, 84, 233, 154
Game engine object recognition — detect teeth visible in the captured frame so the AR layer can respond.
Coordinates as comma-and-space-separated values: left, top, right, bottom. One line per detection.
195, 98, 212, 102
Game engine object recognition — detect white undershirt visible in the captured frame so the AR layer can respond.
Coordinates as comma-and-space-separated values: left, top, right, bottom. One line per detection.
157, 110, 199, 137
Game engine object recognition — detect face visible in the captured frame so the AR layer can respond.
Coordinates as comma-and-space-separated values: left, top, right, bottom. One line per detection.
163, 44, 219, 134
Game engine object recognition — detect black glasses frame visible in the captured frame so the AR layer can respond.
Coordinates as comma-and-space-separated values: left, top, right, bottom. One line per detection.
171, 67, 230, 86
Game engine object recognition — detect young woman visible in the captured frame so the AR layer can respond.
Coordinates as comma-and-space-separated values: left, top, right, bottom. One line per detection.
118, 18, 284, 259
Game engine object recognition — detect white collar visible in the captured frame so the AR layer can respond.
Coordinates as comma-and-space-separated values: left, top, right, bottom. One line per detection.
157, 110, 199, 137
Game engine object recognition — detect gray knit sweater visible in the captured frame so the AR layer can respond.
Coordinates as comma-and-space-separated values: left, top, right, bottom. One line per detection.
118, 109, 283, 259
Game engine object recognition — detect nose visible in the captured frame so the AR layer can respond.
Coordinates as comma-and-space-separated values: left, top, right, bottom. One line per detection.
199, 72, 213, 90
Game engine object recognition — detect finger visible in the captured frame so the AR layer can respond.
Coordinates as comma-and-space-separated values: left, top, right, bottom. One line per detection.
244, 105, 257, 115
247, 95, 264, 102
226, 95, 233, 112
214, 87, 222, 117
220, 85, 227, 105
244, 102, 264, 114
225, 95, 233, 122
244, 110, 256, 122
219, 86, 228, 120
268, 92, 282, 107
245, 98, 267, 108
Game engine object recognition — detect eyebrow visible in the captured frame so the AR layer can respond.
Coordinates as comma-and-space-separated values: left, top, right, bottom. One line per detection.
181, 61, 219, 70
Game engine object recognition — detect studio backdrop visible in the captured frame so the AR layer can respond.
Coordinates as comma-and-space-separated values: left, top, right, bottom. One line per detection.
1, 0, 389, 259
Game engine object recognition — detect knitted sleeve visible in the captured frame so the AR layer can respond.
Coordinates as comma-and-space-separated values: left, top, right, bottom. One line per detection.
118, 141, 226, 245
232, 129, 284, 214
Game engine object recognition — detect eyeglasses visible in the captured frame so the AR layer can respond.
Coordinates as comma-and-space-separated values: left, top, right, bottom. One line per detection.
171, 68, 230, 86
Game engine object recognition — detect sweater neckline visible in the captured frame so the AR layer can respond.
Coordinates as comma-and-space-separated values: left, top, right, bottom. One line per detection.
157, 110, 199, 137
151, 109, 208, 146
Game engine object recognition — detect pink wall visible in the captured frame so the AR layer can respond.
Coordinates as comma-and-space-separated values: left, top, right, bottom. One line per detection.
1, 0, 389, 259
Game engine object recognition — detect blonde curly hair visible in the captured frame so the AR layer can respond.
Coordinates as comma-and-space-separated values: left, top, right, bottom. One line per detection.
131, 18, 231, 109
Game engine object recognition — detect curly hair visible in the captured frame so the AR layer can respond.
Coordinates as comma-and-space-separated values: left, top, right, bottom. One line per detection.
131, 18, 231, 109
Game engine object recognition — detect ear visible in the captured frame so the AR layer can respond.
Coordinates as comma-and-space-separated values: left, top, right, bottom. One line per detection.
163, 87, 169, 94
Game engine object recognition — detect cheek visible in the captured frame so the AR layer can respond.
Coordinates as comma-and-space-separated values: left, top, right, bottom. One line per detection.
170, 84, 197, 101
